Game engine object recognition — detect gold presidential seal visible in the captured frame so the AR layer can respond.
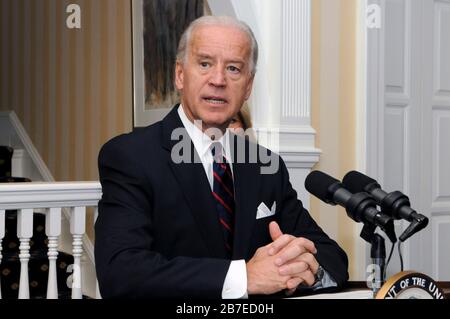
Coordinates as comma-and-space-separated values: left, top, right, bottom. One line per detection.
376, 271, 445, 299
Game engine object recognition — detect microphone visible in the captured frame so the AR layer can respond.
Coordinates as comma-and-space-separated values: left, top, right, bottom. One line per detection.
342, 171, 428, 241
305, 170, 396, 243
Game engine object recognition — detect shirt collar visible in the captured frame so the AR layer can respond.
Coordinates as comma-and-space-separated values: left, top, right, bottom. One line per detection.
177, 104, 232, 161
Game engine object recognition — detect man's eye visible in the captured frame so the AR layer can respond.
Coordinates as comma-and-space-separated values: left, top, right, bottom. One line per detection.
227, 65, 240, 73
200, 62, 210, 68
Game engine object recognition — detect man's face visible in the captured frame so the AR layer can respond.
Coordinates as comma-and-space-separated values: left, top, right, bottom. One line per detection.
175, 25, 255, 132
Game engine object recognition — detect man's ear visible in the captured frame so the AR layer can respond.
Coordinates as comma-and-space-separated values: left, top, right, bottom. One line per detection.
174, 61, 184, 90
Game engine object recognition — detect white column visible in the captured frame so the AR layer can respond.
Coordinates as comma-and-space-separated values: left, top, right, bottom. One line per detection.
279, 0, 320, 208
70, 206, 85, 299
281, 0, 312, 126
17, 208, 33, 299
46, 207, 61, 299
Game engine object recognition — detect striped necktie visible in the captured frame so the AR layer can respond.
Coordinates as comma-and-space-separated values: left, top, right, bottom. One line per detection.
211, 142, 235, 256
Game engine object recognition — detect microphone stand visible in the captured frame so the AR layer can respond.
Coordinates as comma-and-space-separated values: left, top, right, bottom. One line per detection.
371, 234, 386, 298
360, 223, 394, 298
339, 190, 397, 298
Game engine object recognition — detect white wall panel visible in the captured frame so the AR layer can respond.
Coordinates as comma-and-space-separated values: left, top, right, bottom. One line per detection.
385, 0, 409, 95
432, 109, 450, 205
433, 216, 450, 279
434, 1, 450, 96
384, 105, 408, 191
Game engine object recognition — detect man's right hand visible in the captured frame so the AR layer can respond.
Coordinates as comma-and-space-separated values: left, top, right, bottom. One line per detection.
246, 244, 292, 295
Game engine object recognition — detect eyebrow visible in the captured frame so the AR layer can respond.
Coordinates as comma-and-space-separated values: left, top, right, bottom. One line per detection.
196, 53, 213, 60
195, 53, 246, 65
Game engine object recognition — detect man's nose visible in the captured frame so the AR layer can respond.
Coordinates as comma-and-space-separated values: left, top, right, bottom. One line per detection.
209, 66, 226, 87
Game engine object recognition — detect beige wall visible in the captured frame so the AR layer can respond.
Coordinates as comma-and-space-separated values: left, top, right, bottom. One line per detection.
311, 0, 359, 279
0, 0, 133, 182
1, 0, 133, 240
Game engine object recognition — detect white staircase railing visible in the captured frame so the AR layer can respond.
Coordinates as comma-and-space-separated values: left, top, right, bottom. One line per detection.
0, 182, 101, 299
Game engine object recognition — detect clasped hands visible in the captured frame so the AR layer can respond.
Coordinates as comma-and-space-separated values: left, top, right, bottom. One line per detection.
246, 221, 320, 295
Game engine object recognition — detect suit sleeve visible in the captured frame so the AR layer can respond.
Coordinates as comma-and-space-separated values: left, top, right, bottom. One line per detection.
276, 158, 349, 287
95, 138, 230, 298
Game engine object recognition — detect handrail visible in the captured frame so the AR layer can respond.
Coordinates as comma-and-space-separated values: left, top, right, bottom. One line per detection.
0, 182, 102, 209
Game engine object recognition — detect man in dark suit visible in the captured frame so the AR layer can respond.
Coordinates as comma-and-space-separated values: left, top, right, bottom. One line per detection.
95, 16, 348, 298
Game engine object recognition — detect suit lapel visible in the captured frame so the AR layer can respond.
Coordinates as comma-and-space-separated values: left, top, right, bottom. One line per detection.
162, 106, 228, 258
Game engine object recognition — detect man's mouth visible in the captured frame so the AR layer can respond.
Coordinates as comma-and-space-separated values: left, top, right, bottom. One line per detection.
203, 96, 228, 105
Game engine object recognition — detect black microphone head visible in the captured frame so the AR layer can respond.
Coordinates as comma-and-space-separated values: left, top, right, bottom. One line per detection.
305, 170, 341, 204
343, 170, 380, 194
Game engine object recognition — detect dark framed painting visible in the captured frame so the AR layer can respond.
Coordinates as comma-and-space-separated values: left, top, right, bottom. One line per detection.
132, 0, 205, 127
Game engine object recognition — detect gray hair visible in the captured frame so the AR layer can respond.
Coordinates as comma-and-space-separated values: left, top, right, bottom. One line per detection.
176, 16, 258, 76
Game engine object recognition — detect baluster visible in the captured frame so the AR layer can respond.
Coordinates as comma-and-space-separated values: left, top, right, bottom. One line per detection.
70, 206, 85, 299
0, 209, 5, 299
94, 207, 102, 299
17, 209, 33, 299
45, 207, 61, 299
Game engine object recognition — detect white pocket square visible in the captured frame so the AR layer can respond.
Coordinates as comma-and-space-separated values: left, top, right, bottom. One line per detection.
256, 201, 276, 219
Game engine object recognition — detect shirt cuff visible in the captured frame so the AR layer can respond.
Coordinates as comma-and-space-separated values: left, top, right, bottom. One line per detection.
221, 260, 248, 299
312, 269, 338, 290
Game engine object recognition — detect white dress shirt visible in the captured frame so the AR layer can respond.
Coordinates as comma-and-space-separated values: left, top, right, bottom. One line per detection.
178, 105, 248, 299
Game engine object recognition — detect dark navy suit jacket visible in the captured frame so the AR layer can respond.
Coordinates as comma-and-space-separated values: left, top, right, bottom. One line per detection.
95, 105, 349, 298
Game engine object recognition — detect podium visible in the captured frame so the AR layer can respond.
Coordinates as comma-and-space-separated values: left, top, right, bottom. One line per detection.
290, 281, 450, 299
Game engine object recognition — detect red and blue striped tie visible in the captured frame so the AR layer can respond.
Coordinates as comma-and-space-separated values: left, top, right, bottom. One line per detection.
211, 143, 235, 256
